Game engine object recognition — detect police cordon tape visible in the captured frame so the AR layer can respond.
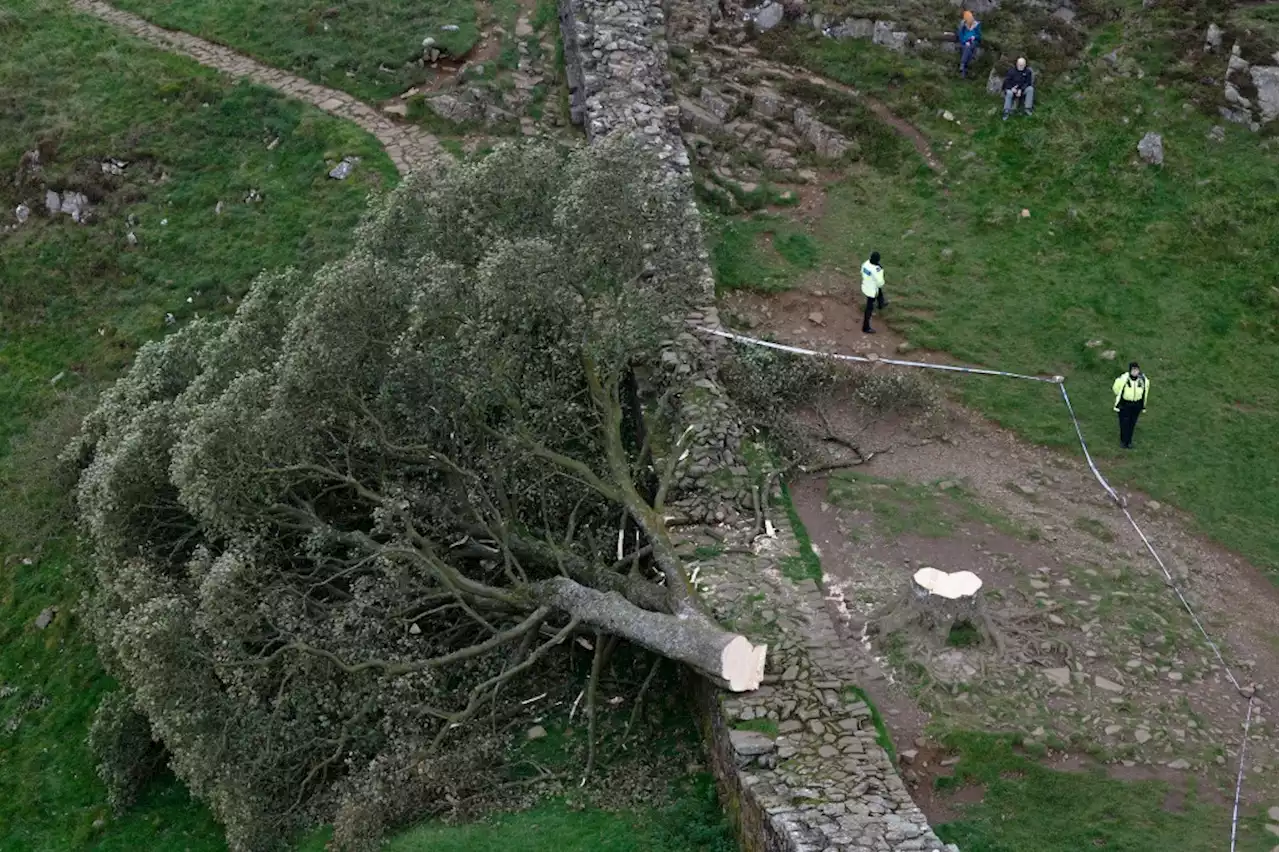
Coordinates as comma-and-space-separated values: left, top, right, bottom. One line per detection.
695, 326, 1260, 849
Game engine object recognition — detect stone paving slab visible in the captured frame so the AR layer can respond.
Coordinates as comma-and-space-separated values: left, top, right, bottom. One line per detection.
69, 0, 448, 177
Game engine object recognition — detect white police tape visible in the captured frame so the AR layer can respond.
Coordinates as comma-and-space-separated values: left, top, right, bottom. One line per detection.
696, 324, 1257, 847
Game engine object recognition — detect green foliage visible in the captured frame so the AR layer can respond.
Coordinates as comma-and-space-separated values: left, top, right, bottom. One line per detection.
378, 773, 735, 852
771, 232, 819, 268
933, 731, 1273, 851
842, 686, 895, 764
778, 483, 822, 583
111, 0, 479, 101
66, 138, 709, 851
88, 691, 167, 813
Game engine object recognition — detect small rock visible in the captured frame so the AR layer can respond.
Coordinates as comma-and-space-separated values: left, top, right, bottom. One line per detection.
328, 156, 360, 180
1207, 125, 1225, 143
1095, 676, 1124, 693
164, 312, 176, 325
1167, 758, 1191, 770
1020, 208, 1031, 218
1043, 667, 1070, 688
126, 232, 137, 246
1204, 23, 1222, 52
215, 201, 224, 216
50, 372, 65, 386
1167, 671, 1183, 682
807, 311, 825, 325
730, 728, 776, 756
1137, 132, 1164, 166
1105, 724, 1122, 735
1146, 500, 1162, 511
1134, 728, 1152, 744
45, 190, 60, 215
92, 818, 106, 830
526, 725, 548, 740
899, 749, 919, 764
408, 622, 421, 635
749, 1, 785, 32
34, 607, 56, 629
1099, 349, 1117, 361
383, 102, 409, 117
15, 204, 29, 224
941, 110, 955, 122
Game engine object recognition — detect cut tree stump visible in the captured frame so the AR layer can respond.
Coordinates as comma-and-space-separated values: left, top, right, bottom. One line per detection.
869, 567, 1006, 652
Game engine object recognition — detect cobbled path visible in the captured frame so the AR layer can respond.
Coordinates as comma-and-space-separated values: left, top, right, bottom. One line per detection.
70, 0, 448, 176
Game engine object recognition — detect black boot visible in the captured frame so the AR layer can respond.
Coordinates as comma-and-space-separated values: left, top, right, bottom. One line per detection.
863, 327, 876, 334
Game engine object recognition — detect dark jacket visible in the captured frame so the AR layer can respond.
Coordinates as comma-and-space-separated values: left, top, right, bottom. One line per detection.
956, 21, 982, 45
1003, 66, 1034, 92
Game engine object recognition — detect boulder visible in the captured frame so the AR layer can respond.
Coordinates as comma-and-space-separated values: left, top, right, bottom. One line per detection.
700, 87, 734, 121
1204, 22, 1222, 52
793, 107, 850, 159
749, 1, 785, 32
872, 20, 909, 51
679, 97, 725, 136
729, 728, 776, 757
1136, 132, 1163, 165
427, 92, 487, 123
1249, 66, 1278, 122
827, 17, 873, 39
751, 86, 786, 119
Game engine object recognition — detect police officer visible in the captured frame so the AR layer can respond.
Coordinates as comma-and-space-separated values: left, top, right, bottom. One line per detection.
861, 251, 887, 334
1112, 361, 1150, 449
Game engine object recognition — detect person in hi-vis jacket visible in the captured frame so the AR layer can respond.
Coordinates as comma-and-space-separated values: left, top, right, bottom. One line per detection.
1112, 361, 1150, 449
860, 252, 886, 334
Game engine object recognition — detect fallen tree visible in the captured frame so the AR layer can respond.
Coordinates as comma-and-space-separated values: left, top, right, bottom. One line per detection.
66, 138, 763, 850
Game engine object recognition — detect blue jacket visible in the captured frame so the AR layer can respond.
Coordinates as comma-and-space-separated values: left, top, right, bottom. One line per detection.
956, 21, 982, 46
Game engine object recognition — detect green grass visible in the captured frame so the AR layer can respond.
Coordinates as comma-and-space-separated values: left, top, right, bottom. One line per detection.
733, 718, 780, 737
709, 215, 820, 293
933, 731, 1275, 852
111, 0, 479, 102
842, 686, 896, 764
0, 1, 397, 848
827, 472, 1029, 540
380, 773, 735, 852
726, 32, 1279, 574
777, 481, 823, 582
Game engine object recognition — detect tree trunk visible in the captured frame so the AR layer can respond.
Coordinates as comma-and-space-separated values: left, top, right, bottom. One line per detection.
535, 576, 767, 691
869, 567, 1003, 649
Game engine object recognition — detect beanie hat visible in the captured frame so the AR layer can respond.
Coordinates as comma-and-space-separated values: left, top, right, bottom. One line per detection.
870, 251, 881, 265
1128, 361, 1140, 371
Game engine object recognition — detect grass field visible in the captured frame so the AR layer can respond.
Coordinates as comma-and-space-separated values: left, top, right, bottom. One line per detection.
719, 30, 1279, 574
933, 732, 1274, 852
110, 0, 480, 103
0, 0, 392, 848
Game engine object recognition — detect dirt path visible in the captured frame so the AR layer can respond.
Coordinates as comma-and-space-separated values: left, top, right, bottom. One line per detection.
70, 0, 449, 176
727, 297, 1278, 816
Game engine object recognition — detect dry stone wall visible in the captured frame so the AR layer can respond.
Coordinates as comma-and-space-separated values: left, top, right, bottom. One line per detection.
559, 0, 952, 848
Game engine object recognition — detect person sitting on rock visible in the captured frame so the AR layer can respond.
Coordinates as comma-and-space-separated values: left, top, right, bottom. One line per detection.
1002, 57, 1035, 120
956, 11, 983, 78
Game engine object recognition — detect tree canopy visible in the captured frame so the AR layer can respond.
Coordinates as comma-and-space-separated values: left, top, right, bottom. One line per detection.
66, 138, 765, 850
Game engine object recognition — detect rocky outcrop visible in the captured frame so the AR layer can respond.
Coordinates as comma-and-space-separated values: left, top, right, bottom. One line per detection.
1210, 27, 1278, 130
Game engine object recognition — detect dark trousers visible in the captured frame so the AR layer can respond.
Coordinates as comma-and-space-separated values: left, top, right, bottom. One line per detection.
960, 42, 978, 75
1117, 400, 1143, 448
862, 292, 886, 331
